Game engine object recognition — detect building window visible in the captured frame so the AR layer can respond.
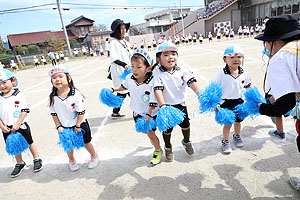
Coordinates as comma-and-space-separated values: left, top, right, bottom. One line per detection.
285, 5, 292, 14
271, 6, 276, 16
277, 6, 283, 15
292, 4, 299, 13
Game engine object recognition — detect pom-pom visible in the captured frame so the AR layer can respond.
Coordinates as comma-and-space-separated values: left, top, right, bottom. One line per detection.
215, 108, 236, 125
234, 103, 249, 120
6, 132, 29, 156
58, 128, 85, 152
199, 81, 223, 113
119, 68, 132, 80
156, 106, 185, 132
99, 88, 123, 108
244, 87, 266, 116
135, 117, 156, 133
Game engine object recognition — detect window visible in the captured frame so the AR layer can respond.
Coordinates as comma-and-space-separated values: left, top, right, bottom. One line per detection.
277, 6, 283, 15
285, 5, 292, 14
292, 4, 299, 13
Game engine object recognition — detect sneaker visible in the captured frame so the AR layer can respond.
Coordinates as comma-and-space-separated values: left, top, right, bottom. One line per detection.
88, 154, 99, 169
290, 176, 300, 191
69, 159, 79, 171
33, 158, 43, 172
150, 148, 163, 165
268, 130, 285, 139
233, 134, 244, 147
181, 139, 194, 155
111, 113, 125, 118
222, 140, 232, 154
11, 162, 26, 178
164, 146, 174, 162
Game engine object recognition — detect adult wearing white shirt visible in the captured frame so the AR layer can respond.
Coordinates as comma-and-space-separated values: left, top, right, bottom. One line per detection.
109, 19, 132, 117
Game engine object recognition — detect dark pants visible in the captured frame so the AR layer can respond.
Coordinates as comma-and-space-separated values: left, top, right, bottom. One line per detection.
52, 59, 56, 66
113, 93, 129, 114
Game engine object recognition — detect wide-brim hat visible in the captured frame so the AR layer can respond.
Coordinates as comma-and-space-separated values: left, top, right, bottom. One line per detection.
110, 19, 130, 37
255, 14, 300, 41
0, 69, 18, 86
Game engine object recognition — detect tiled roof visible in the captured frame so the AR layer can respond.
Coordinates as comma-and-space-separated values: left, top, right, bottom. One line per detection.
7, 30, 77, 47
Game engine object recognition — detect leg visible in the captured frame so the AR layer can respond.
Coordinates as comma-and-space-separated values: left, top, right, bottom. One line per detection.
66, 149, 75, 161
85, 142, 96, 157
112, 93, 127, 116
233, 122, 244, 147
181, 127, 194, 155
222, 124, 232, 154
85, 142, 99, 169
223, 124, 232, 141
275, 117, 283, 130
147, 131, 160, 151
269, 116, 285, 139
29, 143, 39, 159
233, 122, 241, 136
15, 154, 23, 163
163, 132, 173, 162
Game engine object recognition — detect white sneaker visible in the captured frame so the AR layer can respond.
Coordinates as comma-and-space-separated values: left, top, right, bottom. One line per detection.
290, 176, 300, 191
222, 140, 232, 154
88, 154, 99, 169
69, 159, 79, 172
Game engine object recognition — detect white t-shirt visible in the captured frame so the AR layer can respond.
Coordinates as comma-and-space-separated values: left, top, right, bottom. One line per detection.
34, 58, 38, 63
0, 89, 29, 127
215, 66, 251, 103
49, 88, 86, 127
153, 64, 196, 105
109, 38, 132, 65
121, 73, 158, 116
265, 50, 300, 100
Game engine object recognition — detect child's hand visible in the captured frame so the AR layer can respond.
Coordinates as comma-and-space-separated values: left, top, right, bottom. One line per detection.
144, 115, 151, 123
11, 123, 21, 132
269, 96, 275, 103
1, 126, 10, 133
74, 127, 81, 133
124, 65, 130, 70
214, 104, 220, 112
257, 103, 262, 107
57, 127, 64, 133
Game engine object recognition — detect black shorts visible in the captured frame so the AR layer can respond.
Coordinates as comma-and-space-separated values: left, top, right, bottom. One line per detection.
220, 98, 244, 122
148, 46, 151, 49
193, 39, 196, 42
3, 122, 33, 145
66, 120, 92, 144
153, 44, 157, 47
226, 35, 229, 38
209, 38, 212, 40
164, 104, 190, 133
133, 113, 157, 132
199, 40, 203, 43
217, 36, 221, 39
61, 57, 64, 60
230, 35, 234, 38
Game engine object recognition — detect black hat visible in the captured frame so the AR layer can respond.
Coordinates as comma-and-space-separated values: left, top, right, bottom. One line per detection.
110, 19, 130, 37
255, 15, 300, 41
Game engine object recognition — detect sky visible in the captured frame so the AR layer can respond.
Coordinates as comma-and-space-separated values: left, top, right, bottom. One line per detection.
0, 0, 205, 40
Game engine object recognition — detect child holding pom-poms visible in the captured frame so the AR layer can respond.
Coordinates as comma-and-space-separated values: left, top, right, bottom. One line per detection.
48, 65, 99, 171
153, 41, 201, 162
110, 49, 163, 165
215, 44, 251, 154
0, 69, 43, 178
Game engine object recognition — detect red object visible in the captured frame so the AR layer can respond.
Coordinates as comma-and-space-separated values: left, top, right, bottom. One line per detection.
296, 119, 300, 135
145, 91, 150, 95
15, 101, 20, 104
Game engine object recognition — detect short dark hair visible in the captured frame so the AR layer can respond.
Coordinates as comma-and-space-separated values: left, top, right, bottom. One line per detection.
111, 25, 122, 39
131, 54, 150, 67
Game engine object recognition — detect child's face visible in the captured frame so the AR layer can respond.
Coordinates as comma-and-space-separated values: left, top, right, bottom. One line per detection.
51, 72, 70, 90
159, 51, 178, 70
223, 56, 244, 69
0, 79, 15, 95
131, 58, 150, 81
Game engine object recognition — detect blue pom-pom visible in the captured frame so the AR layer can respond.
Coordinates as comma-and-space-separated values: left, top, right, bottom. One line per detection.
99, 88, 123, 108
244, 87, 266, 116
119, 68, 132, 80
199, 81, 223, 113
215, 108, 236, 125
156, 106, 185, 132
234, 103, 249, 120
135, 117, 156, 133
6, 132, 29, 156
58, 128, 85, 152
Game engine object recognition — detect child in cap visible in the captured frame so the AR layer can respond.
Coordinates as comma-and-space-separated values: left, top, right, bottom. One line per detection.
10, 60, 17, 72
0, 69, 43, 177
48, 65, 99, 171
110, 49, 163, 165
33, 56, 39, 67
214, 44, 251, 154
153, 41, 201, 162
41, 56, 47, 65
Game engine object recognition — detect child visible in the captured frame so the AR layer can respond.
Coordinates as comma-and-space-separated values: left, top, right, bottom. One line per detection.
48, 65, 99, 171
10, 60, 17, 72
41, 56, 47, 65
110, 49, 163, 165
33, 56, 39, 67
153, 41, 201, 162
59, 51, 65, 62
208, 32, 213, 42
55, 53, 60, 63
215, 44, 251, 154
147, 41, 152, 51
199, 34, 203, 44
152, 39, 157, 50
216, 31, 221, 41
0, 69, 43, 177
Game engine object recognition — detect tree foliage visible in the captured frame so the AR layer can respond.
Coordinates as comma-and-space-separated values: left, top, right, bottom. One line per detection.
16, 45, 28, 55
69, 39, 79, 49
47, 37, 66, 52
28, 44, 41, 54
0, 43, 7, 54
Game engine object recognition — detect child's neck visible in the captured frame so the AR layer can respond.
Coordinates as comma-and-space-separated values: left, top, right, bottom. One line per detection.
136, 74, 148, 83
57, 86, 70, 98
228, 65, 239, 76
2, 88, 15, 97
162, 64, 175, 72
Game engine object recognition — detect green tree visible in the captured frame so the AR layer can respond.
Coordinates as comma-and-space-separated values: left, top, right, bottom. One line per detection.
16, 45, 28, 55
0, 43, 7, 54
47, 37, 66, 52
28, 44, 41, 54
69, 39, 79, 49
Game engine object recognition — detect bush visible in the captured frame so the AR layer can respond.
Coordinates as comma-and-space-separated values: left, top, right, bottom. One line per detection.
28, 44, 40, 54
16, 46, 28, 55
0, 54, 14, 66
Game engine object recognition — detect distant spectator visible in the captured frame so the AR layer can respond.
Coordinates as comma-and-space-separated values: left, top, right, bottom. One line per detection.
105, 38, 110, 57
48, 51, 56, 66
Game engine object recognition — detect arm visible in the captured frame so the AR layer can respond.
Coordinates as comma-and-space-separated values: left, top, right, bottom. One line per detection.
110, 85, 125, 93
74, 114, 84, 133
11, 112, 27, 132
52, 115, 64, 133
258, 92, 296, 117
0, 119, 10, 133
189, 81, 201, 95
114, 60, 130, 70
154, 90, 166, 108
144, 106, 156, 122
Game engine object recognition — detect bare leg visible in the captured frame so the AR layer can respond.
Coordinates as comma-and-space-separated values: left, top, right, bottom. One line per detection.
223, 124, 232, 141
85, 142, 97, 157
29, 143, 39, 159
234, 122, 241, 136
147, 131, 160, 151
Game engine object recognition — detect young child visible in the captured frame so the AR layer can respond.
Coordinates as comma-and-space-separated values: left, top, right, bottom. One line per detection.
208, 32, 213, 42
48, 65, 99, 171
153, 41, 201, 162
0, 69, 43, 177
59, 51, 65, 62
10, 60, 17, 72
41, 56, 47, 65
33, 56, 39, 67
215, 44, 251, 154
110, 49, 163, 165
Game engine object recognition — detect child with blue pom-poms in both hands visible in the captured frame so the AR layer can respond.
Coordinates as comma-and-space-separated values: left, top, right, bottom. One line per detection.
215, 44, 251, 154
0, 69, 43, 178
110, 49, 163, 165
48, 65, 99, 171
153, 41, 201, 162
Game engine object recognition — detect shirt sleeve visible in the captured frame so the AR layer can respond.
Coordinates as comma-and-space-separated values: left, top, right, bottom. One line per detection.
109, 39, 119, 63
182, 67, 196, 86
74, 91, 85, 114
243, 71, 251, 88
215, 71, 223, 83
149, 87, 158, 107
19, 92, 30, 113
153, 70, 164, 91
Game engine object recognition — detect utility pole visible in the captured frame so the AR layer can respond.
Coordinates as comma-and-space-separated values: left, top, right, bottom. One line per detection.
180, 0, 185, 36
56, 0, 72, 56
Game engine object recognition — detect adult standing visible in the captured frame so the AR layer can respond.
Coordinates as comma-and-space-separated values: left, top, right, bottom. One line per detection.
109, 19, 132, 117
254, 14, 300, 191
48, 51, 56, 66
105, 38, 110, 57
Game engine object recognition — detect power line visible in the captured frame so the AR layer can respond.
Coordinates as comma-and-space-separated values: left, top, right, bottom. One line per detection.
0, 3, 56, 13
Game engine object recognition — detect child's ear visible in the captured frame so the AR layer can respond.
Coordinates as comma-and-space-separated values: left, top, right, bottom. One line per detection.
147, 66, 152, 72
223, 56, 226, 63
11, 78, 17, 86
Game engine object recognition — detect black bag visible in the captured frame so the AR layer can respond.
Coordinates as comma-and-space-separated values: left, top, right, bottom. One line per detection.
107, 65, 112, 80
